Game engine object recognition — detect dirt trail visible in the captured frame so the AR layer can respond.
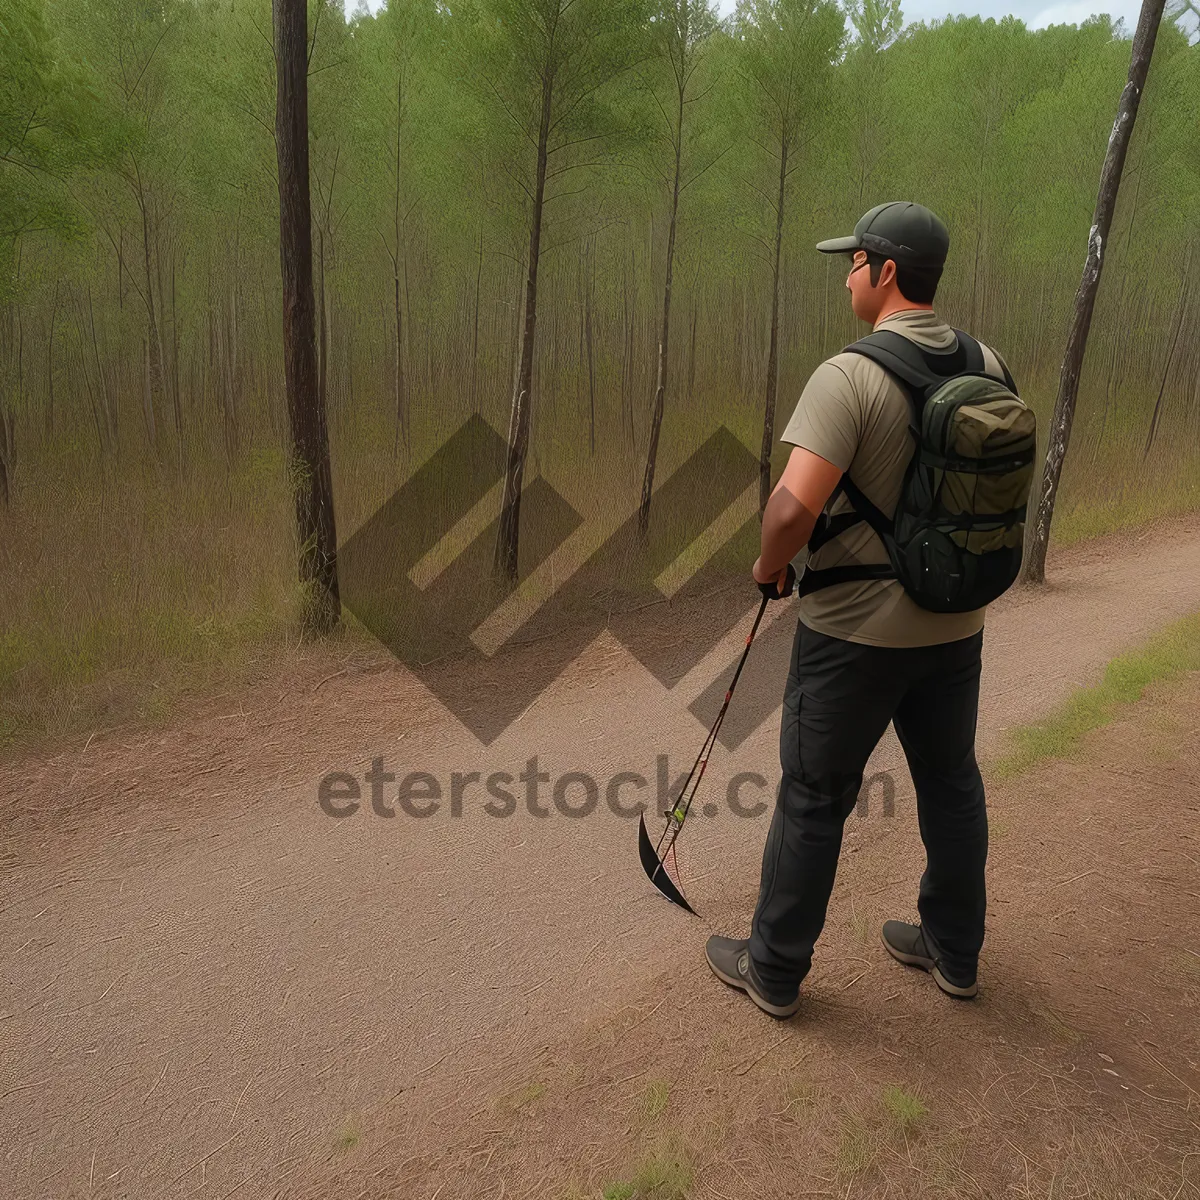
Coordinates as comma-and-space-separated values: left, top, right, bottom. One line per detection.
342, 664, 1200, 1200
2, 514, 1200, 1200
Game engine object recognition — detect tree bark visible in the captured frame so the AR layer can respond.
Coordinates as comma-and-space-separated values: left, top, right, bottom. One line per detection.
760, 137, 789, 515
494, 67, 554, 582
225, 281, 240, 460
0, 301, 15, 508
170, 253, 182, 443
585, 241, 596, 456
637, 74, 686, 537
136, 179, 165, 450
393, 260, 408, 452
73, 293, 105, 454
317, 226, 328, 442
390, 43, 411, 455
274, 0, 340, 634
46, 279, 60, 437
0, 407, 9, 508
143, 335, 158, 447
470, 223, 483, 417
1142, 244, 1191, 458
86, 284, 117, 450
686, 302, 698, 405
1020, 0, 1166, 585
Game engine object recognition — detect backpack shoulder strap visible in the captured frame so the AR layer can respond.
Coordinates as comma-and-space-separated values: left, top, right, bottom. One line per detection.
842, 330, 945, 397
982, 343, 1020, 396
950, 329, 987, 375
844, 328, 986, 396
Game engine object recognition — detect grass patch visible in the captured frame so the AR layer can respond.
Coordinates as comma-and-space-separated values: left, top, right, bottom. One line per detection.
835, 1116, 875, 1178
638, 1080, 670, 1121
495, 1080, 547, 1113
992, 612, 1200, 779
602, 1185, 635, 1200
603, 1138, 694, 1200
881, 1085, 928, 1132
331, 1115, 361, 1154
776, 1076, 822, 1119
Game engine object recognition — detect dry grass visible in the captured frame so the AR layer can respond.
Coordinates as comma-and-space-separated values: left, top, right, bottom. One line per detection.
2, 377, 1198, 760
0, 443, 300, 751
0, 412, 762, 755
1052, 438, 1200, 546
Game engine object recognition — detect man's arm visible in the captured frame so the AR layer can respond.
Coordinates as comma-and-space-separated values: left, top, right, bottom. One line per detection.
752, 446, 844, 588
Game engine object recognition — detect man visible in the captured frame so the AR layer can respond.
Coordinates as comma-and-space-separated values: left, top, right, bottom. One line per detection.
706, 201, 1016, 1018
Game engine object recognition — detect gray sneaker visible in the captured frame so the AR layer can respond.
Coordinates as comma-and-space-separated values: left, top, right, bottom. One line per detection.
705, 936, 803, 1018
881, 920, 978, 998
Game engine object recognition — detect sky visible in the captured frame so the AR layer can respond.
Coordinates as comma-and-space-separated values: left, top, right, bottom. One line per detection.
360, 0, 1146, 34
713, 0, 1144, 31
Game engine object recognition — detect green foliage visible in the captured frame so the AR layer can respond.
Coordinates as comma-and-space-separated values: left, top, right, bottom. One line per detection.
732, 0, 846, 160
458, 0, 654, 251
880, 1084, 928, 1131
0, 0, 115, 298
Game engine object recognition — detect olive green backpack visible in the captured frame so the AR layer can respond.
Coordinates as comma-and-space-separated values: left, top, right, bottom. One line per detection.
798, 329, 1037, 614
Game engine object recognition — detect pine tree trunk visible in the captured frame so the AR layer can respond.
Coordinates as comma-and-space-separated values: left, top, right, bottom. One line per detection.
586, 242, 596, 456
392, 82, 409, 456
1142, 245, 1191, 458
638, 81, 686, 537
470, 225, 483, 417
317, 227, 328, 446
274, 0, 340, 635
494, 71, 554, 582
225, 282, 240, 460
170, 255, 182, 443
0, 409, 9, 508
46, 280, 60, 437
86, 285, 117, 450
138, 189, 165, 450
761, 138, 789, 515
143, 335, 158, 447
0, 301, 14, 507
1021, 0, 1166, 584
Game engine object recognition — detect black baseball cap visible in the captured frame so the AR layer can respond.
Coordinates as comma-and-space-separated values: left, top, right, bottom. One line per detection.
816, 201, 949, 271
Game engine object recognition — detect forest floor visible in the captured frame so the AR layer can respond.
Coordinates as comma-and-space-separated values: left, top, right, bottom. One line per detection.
2, 513, 1200, 1200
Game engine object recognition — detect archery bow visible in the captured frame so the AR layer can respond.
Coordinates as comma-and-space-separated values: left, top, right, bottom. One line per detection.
638, 592, 771, 915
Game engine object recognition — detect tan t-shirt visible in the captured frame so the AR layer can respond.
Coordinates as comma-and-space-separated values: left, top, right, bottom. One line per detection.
780, 309, 1013, 648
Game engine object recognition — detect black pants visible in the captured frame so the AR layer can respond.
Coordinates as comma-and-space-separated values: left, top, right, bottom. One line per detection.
748, 619, 987, 993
